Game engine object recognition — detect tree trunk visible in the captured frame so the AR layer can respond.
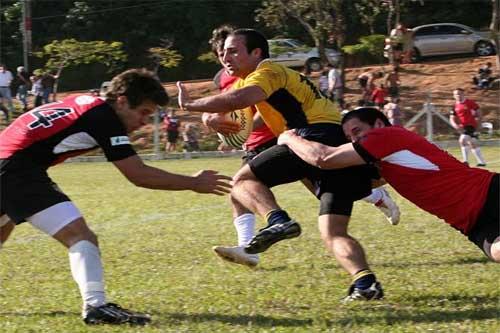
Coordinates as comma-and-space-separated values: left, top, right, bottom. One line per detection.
491, 0, 500, 74
386, 0, 394, 35
394, 0, 400, 26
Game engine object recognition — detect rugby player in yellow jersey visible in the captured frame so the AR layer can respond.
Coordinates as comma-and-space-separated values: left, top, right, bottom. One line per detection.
177, 29, 384, 301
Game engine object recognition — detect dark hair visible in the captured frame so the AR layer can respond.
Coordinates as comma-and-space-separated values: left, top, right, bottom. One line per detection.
209, 24, 235, 56
341, 107, 392, 127
105, 69, 169, 108
232, 28, 270, 59
454, 87, 464, 93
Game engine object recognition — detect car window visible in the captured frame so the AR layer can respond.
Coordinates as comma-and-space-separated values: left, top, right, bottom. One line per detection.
414, 26, 438, 36
437, 25, 464, 35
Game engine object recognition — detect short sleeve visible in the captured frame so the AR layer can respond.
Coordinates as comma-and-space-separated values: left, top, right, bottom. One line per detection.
84, 105, 137, 162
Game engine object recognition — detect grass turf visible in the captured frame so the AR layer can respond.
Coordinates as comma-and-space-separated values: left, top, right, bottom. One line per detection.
0, 147, 499, 332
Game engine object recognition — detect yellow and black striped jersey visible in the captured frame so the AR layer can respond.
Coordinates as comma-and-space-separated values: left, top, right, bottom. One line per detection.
232, 60, 341, 135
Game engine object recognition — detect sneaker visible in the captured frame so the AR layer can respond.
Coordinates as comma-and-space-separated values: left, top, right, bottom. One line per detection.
343, 282, 384, 302
375, 188, 401, 225
213, 245, 259, 268
477, 163, 487, 167
244, 220, 301, 254
83, 303, 151, 325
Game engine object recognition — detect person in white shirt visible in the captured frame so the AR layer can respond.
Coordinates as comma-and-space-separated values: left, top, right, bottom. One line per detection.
328, 63, 344, 107
0, 64, 14, 121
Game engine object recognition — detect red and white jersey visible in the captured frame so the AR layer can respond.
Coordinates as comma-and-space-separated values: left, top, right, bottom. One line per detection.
0, 95, 136, 171
353, 126, 494, 234
214, 69, 276, 151
451, 99, 479, 128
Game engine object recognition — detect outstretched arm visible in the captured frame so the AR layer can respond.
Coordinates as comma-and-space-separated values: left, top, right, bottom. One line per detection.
177, 82, 267, 113
278, 130, 366, 169
113, 155, 232, 195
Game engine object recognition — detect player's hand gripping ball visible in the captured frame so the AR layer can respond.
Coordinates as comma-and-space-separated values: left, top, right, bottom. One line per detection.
217, 108, 253, 149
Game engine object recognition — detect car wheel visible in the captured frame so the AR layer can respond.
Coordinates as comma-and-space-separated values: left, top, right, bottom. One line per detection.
411, 48, 421, 63
475, 41, 495, 56
306, 58, 322, 72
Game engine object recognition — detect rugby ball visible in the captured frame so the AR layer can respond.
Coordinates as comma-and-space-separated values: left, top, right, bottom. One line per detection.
217, 108, 253, 149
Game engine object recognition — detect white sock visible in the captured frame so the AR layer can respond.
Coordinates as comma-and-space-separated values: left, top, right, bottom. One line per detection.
233, 213, 256, 246
362, 188, 384, 205
68, 240, 106, 309
460, 146, 470, 163
472, 148, 486, 164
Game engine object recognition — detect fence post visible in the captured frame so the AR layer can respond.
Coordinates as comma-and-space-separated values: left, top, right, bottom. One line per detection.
153, 109, 161, 160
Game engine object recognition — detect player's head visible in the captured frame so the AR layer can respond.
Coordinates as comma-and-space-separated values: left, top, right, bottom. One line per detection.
223, 28, 269, 78
341, 107, 391, 142
209, 24, 235, 62
453, 88, 465, 102
106, 68, 169, 133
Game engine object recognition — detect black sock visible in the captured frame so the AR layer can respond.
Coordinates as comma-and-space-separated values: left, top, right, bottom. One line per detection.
266, 209, 291, 226
353, 269, 376, 289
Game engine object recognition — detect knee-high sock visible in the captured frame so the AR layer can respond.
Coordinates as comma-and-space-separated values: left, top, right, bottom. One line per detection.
472, 147, 486, 164
460, 146, 470, 163
362, 188, 383, 204
69, 240, 106, 308
233, 213, 256, 246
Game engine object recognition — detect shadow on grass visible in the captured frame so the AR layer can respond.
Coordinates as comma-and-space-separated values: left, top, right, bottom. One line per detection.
376, 255, 489, 268
336, 294, 499, 327
0, 310, 78, 317
164, 312, 312, 327
336, 307, 499, 327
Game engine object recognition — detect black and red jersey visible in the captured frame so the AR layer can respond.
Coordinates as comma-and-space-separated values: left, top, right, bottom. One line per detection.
353, 126, 494, 234
0, 95, 136, 172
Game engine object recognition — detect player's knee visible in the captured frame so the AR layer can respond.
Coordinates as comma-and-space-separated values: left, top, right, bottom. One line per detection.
489, 241, 500, 263
232, 165, 256, 185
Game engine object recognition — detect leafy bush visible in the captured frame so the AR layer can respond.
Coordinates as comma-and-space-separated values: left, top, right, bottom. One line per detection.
342, 34, 386, 63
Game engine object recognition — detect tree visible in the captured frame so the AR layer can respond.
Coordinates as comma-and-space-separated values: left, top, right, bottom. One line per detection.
148, 38, 183, 75
355, 0, 386, 35
35, 39, 127, 99
491, 0, 500, 72
256, 0, 339, 66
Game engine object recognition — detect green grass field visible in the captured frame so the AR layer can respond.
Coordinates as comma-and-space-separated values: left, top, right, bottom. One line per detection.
1, 147, 499, 332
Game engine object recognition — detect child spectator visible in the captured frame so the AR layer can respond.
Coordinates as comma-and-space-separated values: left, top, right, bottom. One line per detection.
30, 75, 44, 107
164, 108, 181, 153
473, 62, 494, 89
383, 96, 403, 126
371, 84, 388, 109
182, 123, 199, 152
318, 68, 330, 98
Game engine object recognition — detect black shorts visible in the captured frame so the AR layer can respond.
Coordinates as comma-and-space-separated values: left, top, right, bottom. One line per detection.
242, 138, 278, 165
467, 174, 499, 255
167, 131, 179, 143
248, 123, 373, 214
463, 125, 478, 138
0, 166, 70, 224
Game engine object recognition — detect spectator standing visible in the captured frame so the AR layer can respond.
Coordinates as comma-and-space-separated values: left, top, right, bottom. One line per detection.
30, 75, 44, 108
384, 67, 400, 98
401, 26, 414, 64
328, 63, 344, 107
383, 96, 403, 126
13, 66, 30, 111
182, 123, 199, 152
164, 108, 181, 153
371, 84, 387, 109
318, 68, 330, 98
450, 88, 486, 166
41, 71, 57, 103
0, 64, 14, 120
358, 70, 383, 103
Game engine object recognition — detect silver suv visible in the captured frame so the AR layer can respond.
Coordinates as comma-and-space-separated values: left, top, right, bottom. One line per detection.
268, 38, 341, 72
412, 23, 495, 61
